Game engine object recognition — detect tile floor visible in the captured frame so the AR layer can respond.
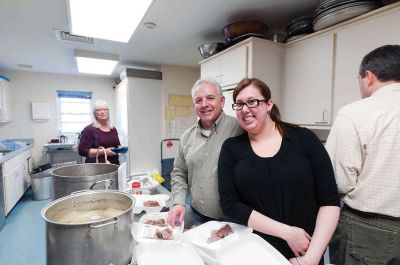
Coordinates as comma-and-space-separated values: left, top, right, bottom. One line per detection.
0, 189, 49, 264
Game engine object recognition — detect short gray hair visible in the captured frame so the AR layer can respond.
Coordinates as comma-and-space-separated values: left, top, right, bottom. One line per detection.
191, 78, 223, 100
92, 99, 114, 129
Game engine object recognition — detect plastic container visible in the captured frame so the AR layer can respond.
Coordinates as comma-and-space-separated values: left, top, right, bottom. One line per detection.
131, 181, 142, 195
31, 167, 52, 200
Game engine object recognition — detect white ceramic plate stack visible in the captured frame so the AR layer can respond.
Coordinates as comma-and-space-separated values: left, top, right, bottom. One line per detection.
313, 0, 382, 31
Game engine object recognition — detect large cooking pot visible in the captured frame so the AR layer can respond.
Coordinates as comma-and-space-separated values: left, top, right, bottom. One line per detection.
41, 190, 134, 265
51, 163, 119, 200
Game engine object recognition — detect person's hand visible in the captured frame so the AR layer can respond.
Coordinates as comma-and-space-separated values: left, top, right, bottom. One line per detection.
284, 226, 312, 257
105, 147, 117, 156
167, 204, 185, 229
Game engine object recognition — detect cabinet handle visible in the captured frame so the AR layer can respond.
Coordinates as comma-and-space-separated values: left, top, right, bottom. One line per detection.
323, 110, 329, 121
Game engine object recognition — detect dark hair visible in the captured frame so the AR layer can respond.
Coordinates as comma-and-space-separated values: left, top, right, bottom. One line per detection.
233, 78, 297, 137
359, 45, 400, 82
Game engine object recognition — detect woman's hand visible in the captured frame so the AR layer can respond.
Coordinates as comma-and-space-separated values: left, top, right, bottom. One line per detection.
105, 147, 117, 156
284, 226, 312, 257
289, 254, 318, 265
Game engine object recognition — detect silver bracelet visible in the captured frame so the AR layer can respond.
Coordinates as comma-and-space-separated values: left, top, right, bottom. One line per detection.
296, 256, 307, 265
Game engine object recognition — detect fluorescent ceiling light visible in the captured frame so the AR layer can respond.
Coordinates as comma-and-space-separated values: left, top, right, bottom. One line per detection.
68, 0, 153, 43
74, 50, 119, 75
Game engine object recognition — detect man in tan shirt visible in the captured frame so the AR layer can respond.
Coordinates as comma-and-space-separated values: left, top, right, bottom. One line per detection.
325, 45, 400, 264
167, 78, 243, 228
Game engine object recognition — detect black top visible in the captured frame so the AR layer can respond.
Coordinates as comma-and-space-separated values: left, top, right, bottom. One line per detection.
218, 126, 340, 260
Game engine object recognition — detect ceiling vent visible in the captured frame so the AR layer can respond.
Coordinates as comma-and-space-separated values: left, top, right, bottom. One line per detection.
54, 29, 95, 44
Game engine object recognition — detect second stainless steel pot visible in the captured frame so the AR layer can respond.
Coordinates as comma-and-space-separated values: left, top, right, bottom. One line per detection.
41, 190, 134, 265
51, 163, 119, 200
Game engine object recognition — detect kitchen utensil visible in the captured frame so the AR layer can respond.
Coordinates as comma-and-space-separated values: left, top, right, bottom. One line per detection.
51, 163, 119, 200
222, 20, 268, 43
59, 135, 68, 143
198, 42, 224, 59
41, 190, 134, 265
111, 146, 128, 153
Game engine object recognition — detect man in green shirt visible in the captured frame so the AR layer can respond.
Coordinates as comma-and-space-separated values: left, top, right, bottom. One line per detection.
167, 78, 243, 227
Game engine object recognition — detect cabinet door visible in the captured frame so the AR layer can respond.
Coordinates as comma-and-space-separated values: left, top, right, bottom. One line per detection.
333, 6, 400, 119
0, 79, 11, 122
219, 45, 248, 87
201, 58, 221, 82
284, 33, 334, 125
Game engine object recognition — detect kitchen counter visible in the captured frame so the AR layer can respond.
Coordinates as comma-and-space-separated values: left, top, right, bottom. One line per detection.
0, 138, 34, 164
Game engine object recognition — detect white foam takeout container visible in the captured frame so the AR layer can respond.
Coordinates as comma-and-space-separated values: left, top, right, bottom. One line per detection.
207, 233, 291, 265
135, 241, 205, 265
181, 221, 253, 260
132, 194, 170, 214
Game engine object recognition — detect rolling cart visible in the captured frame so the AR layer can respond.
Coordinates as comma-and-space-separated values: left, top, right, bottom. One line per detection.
160, 138, 179, 191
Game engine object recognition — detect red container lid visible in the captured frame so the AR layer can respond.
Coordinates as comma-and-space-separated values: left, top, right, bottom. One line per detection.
132, 181, 141, 188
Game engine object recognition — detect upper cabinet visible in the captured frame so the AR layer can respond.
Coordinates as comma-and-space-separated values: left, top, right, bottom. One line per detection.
200, 38, 284, 107
0, 76, 11, 122
333, 5, 400, 119
283, 33, 335, 126
282, 2, 400, 127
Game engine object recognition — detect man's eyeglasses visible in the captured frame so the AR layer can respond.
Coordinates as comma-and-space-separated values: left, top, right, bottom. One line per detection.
95, 108, 109, 112
232, 99, 267, 110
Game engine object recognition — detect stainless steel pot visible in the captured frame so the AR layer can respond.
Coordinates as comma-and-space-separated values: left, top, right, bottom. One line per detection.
41, 190, 135, 265
51, 163, 119, 200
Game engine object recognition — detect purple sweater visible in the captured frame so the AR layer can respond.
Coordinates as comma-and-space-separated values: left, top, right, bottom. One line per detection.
78, 124, 121, 165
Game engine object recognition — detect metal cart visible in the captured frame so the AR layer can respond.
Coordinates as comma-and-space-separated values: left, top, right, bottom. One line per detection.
160, 138, 179, 191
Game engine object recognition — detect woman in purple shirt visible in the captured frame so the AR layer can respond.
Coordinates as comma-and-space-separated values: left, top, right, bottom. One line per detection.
78, 100, 121, 165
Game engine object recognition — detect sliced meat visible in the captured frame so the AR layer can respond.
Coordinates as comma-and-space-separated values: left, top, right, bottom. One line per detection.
144, 218, 167, 227
154, 228, 174, 240
207, 224, 233, 243
143, 200, 160, 207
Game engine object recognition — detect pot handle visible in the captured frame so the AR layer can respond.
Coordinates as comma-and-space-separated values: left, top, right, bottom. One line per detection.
96, 146, 111, 164
71, 190, 91, 195
89, 218, 119, 229
90, 179, 113, 190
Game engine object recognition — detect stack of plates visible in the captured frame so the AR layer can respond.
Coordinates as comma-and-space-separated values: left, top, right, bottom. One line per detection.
313, 0, 383, 31
285, 16, 314, 43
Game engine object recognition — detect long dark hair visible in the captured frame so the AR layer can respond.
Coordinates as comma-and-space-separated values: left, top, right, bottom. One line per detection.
233, 78, 297, 137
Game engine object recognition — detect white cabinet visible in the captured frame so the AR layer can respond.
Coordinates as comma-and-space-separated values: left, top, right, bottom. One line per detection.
0, 77, 11, 122
200, 37, 284, 109
333, 5, 400, 119
201, 45, 248, 87
2, 149, 32, 215
283, 33, 334, 126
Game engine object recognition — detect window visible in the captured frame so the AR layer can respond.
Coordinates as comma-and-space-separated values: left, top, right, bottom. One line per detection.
57, 90, 92, 134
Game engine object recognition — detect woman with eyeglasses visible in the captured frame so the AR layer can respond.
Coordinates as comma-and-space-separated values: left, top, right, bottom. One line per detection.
78, 99, 121, 165
218, 78, 340, 265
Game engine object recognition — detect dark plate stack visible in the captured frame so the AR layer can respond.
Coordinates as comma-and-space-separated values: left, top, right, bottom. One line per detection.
313, 0, 382, 31
284, 16, 314, 43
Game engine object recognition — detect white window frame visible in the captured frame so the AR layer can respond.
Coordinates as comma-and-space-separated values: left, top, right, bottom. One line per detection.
56, 90, 93, 136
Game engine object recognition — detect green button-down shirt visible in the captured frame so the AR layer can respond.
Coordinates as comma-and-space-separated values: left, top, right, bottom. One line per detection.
171, 112, 243, 219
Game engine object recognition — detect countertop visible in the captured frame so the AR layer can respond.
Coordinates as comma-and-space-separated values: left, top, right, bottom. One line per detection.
0, 139, 34, 164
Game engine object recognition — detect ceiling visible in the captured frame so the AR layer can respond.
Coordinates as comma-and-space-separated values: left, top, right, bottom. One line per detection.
0, 0, 321, 78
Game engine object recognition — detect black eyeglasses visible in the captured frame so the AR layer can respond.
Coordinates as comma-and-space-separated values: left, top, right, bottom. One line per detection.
232, 99, 267, 110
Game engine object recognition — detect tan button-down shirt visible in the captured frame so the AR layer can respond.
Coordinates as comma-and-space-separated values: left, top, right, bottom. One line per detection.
325, 83, 400, 217
171, 112, 243, 219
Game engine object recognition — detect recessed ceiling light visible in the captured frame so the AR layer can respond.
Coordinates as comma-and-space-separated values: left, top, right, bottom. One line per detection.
68, 0, 153, 43
74, 50, 119, 75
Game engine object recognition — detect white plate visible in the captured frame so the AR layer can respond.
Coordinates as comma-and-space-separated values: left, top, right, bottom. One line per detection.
132, 194, 168, 214
139, 212, 184, 233
135, 241, 205, 265
182, 221, 252, 258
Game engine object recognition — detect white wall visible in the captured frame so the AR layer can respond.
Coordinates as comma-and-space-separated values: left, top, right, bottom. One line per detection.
0, 70, 115, 166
